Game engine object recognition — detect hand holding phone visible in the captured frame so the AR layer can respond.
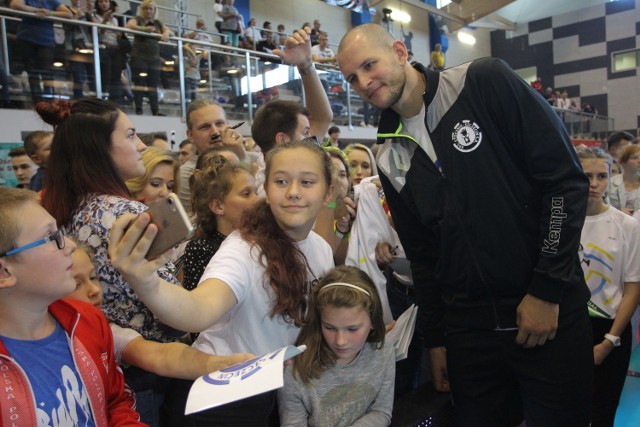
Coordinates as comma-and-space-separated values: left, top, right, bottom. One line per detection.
145, 194, 194, 260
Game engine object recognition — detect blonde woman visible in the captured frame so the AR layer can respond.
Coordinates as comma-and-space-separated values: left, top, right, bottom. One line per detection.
126, 146, 179, 206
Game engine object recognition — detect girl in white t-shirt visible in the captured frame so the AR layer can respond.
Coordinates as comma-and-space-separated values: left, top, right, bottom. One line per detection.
278, 265, 395, 426
109, 140, 335, 426
577, 147, 640, 427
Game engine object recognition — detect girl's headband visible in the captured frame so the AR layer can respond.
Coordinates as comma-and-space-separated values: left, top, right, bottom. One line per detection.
320, 282, 370, 296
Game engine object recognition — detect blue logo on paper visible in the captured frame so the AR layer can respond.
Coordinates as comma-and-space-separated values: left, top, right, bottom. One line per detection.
202, 348, 284, 386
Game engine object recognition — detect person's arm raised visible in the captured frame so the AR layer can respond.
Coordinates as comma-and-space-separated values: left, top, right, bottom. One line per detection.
108, 213, 237, 332
273, 28, 332, 139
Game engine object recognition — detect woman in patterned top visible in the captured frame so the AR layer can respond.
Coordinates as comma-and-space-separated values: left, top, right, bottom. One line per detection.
182, 155, 259, 290
38, 98, 182, 342
37, 97, 185, 426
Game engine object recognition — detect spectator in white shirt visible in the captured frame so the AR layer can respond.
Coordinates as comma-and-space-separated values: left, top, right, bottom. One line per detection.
244, 18, 263, 46
311, 32, 336, 65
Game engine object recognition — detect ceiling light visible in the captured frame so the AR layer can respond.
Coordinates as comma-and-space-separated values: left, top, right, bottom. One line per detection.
457, 31, 476, 45
389, 9, 411, 24
53, 62, 64, 68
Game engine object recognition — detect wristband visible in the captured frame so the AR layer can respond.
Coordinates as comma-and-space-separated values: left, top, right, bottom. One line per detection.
333, 219, 351, 239
326, 200, 336, 209
297, 63, 316, 76
335, 228, 350, 240
49, 10, 54, 16
604, 333, 621, 347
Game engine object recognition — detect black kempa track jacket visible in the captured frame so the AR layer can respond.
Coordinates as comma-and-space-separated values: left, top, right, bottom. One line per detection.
375, 58, 590, 347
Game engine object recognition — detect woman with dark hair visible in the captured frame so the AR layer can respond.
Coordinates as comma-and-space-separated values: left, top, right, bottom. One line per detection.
38, 97, 181, 425
109, 140, 335, 425
39, 97, 182, 341
126, 0, 170, 115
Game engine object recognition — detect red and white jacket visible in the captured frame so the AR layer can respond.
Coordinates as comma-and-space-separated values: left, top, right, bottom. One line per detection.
0, 299, 145, 427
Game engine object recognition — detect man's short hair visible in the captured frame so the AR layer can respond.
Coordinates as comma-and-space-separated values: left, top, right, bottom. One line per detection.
607, 131, 635, 151
251, 100, 310, 153
23, 131, 53, 157
328, 126, 340, 135
8, 147, 28, 158
179, 139, 191, 149
186, 99, 220, 130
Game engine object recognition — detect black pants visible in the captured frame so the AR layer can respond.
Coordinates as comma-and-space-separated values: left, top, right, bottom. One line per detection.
99, 46, 124, 101
129, 55, 161, 114
591, 317, 632, 427
160, 377, 276, 427
19, 39, 54, 102
446, 306, 593, 427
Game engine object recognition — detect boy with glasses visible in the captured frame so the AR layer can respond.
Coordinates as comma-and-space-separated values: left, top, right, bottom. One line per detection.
0, 188, 144, 426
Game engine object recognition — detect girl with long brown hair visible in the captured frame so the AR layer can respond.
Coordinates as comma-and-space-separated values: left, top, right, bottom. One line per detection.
109, 140, 335, 425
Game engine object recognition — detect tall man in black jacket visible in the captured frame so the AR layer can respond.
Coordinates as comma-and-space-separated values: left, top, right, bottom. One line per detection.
338, 24, 592, 427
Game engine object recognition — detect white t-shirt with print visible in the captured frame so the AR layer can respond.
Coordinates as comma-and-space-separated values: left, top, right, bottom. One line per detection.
194, 230, 333, 356
581, 206, 640, 318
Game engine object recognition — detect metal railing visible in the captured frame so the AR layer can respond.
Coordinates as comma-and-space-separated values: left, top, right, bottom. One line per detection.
0, 7, 614, 137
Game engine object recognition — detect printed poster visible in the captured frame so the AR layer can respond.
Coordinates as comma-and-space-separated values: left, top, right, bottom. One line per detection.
185, 345, 306, 415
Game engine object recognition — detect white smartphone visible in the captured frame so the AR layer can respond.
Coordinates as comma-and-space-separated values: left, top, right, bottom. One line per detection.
145, 194, 194, 260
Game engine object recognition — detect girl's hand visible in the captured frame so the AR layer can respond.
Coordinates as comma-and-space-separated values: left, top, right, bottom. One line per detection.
108, 213, 169, 296
593, 341, 613, 365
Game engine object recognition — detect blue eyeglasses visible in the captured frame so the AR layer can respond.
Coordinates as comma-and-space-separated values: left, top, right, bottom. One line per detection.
0, 229, 66, 258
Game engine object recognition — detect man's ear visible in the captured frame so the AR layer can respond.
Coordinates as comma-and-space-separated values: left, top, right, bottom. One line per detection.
0, 259, 17, 290
392, 40, 408, 65
274, 132, 290, 146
